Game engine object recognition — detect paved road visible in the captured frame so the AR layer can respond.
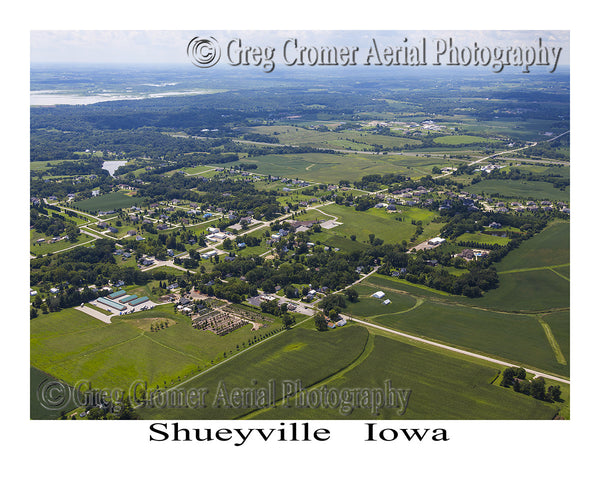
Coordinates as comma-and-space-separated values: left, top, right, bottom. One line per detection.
433, 129, 570, 179
74, 305, 112, 324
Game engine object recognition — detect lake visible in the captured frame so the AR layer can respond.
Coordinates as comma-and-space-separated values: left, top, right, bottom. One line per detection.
102, 160, 128, 177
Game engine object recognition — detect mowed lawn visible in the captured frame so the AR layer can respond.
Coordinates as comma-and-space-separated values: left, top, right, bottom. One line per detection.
138, 325, 370, 420
313, 203, 440, 246
30, 304, 285, 391
455, 231, 512, 246
252, 334, 561, 420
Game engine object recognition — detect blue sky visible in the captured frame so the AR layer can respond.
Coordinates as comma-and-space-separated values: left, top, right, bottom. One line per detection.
30, 30, 569, 66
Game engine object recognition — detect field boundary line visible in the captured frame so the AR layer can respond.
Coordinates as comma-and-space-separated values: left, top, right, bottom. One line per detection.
155, 316, 314, 400
367, 297, 424, 320
549, 268, 570, 282
497, 263, 570, 275
537, 317, 567, 365
141, 332, 205, 363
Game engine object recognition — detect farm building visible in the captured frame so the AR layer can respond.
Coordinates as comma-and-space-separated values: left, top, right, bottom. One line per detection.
336, 319, 347, 327
97, 297, 127, 311
108, 289, 127, 299
129, 296, 149, 306
119, 294, 138, 304
371, 291, 385, 299
382, 299, 391, 305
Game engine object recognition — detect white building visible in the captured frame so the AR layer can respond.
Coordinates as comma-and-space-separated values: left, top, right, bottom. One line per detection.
371, 291, 385, 299
428, 237, 446, 246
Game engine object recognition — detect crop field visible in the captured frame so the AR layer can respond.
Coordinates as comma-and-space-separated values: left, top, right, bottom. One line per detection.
138, 324, 370, 419
496, 221, 569, 271
30, 304, 287, 391
244, 125, 423, 150
465, 179, 570, 201
251, 333, 561, 420
30, 367, 80, 419
542, 310, 570, 366
73, 191, 146, 213
433, 135, 498, 145
345, 281, 568, 376
353, 272, 569, 376
219, 152, 455, 184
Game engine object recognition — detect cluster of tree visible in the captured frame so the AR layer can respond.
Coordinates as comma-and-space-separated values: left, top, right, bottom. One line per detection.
242, 133, 280, 144
260, 299, 286, 316
439, 209, 547, 240
30, 208, 79, 242
150, 320, 170, 332
136, 175, 282, 221
500, 367, 562, 402
377, 244, 499, 297
30, 239, 156, 294
30, 128, 231, 162
34, 285, 104, 314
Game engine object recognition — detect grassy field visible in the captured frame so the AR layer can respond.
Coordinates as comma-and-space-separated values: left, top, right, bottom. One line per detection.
30, 229, 95, 256
303, 203, 440, 248
496, 221, 569, 271
433, 135, 498, 145
138, 324, 370, 419
73, 191, 146, 213
250, 333, 562, 420
455, 231, 512, 246
244, 125, 423, 150
466, 179, 570, 201
218, 152, 456, 183
30, 304, 286, 391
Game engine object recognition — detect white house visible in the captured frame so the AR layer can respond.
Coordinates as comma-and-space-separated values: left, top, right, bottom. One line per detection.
371, 291, 385, 299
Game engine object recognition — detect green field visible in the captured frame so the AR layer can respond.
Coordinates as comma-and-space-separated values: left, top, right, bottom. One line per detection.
73, 191, 146, 213
252, 334, 562, 420
244, 125, 423, 151
30, 304, 286, 391
218, 152, 455, 183
30, 229, 95, 256
138, 325, 369, 419
30, 367, 79, 419
298, 203, 440, 249
455, 231, 512, 246
496, 221, 569, 271
433, 135, 498, 145
466, 179, 570, 201
346, 278, 568, 377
